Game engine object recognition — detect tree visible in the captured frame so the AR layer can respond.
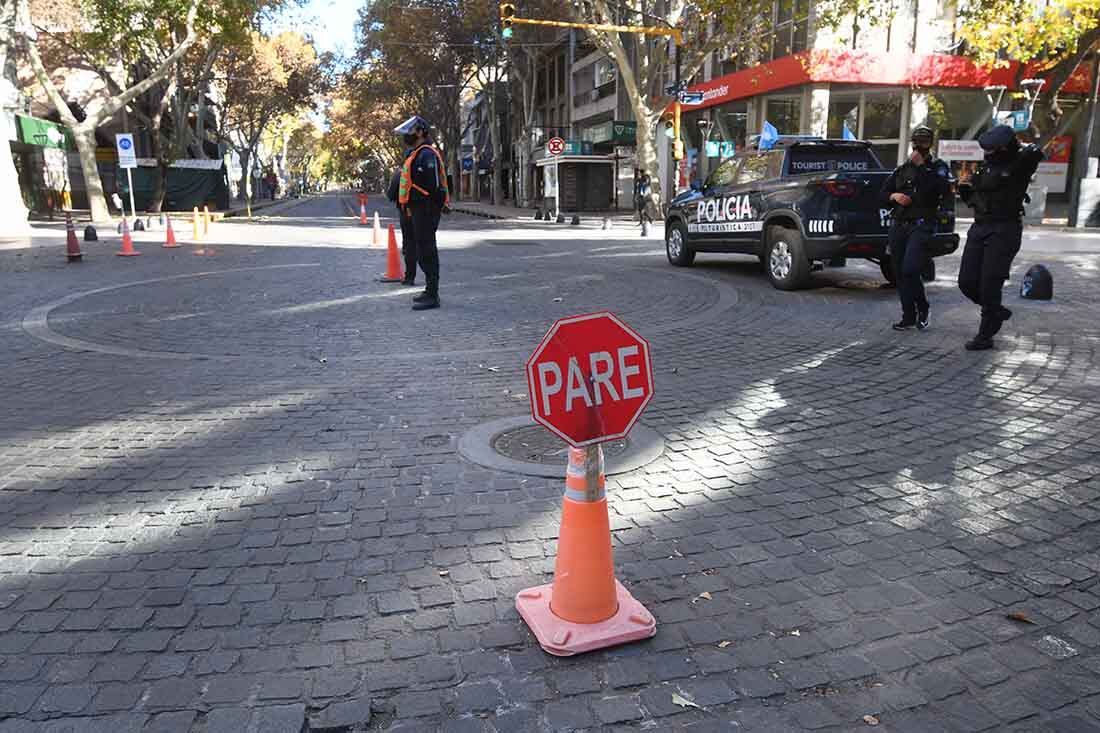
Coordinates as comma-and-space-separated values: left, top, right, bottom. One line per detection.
0, 0, 30, 235
218, 30, 325, 205
570, 1, 769, 214
20, 0, 203, 221
957, 0, 1100, 140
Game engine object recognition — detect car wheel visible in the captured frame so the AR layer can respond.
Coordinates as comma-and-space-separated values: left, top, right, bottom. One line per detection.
665, 221, 695, 267
765, 226, 810, 290
879, 257, 897, 284
921, 259, 936, 282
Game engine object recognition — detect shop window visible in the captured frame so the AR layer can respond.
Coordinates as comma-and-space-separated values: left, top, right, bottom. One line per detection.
766, 97, 802, 134
871, 143, 900, 167
827, 97, 860, 139
863, 93, 902, 139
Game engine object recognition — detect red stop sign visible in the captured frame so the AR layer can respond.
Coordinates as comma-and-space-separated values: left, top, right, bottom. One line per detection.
526, 312, 653, 447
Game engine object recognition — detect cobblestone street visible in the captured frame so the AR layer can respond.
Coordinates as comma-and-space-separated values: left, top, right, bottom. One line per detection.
1, 193, 1099, 732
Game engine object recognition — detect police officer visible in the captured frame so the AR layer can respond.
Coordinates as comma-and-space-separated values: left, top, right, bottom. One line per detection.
386, 147, 417, 286
395, 115, 450, 310
957, 124, 1045, 350
881, 125, 952, 332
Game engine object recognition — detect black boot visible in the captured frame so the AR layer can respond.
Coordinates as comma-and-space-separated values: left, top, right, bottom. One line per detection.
412, 293, 440, 310
989, 307, 1012, 336
892, 316, 916, 331
965, 316, 995, 350
413, 290, 434, 303
917, 305, 930, 331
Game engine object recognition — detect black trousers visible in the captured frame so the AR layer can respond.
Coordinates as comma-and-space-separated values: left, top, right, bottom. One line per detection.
958, 220, 1021, 332
409, 202, 442, 296
398, 210, 416, 281
888, 220, 931, 318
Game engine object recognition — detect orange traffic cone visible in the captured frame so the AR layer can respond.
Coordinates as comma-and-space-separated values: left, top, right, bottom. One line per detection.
378, 224, 405, 283
372, 212, 382, 247
515, 445, 656, 656
163, 216, 179, 248
116, 218, 140, 257
359, 201, 368, 225
64, 212, 83, 262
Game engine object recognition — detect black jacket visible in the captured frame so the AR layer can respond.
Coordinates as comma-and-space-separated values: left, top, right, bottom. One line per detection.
881, 155, 953, 221
408, 141, 446, 207
386, 147, 413, 204
958, 144, 1045, 222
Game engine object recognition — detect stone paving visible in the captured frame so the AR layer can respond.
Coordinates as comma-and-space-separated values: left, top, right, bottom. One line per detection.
0, 194, 1099, 731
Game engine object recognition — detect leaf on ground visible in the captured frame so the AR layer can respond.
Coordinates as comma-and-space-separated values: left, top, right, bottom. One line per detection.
438, 570, 449, 576
863, 714, 880, 726
718, 640, 733, 648
691, 591, 713, 604
789, 629, 801, 636
1007, 612, 1036, 624
671, 692, 699, 709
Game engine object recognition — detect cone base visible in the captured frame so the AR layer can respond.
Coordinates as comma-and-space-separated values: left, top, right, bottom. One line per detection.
116, 251, 142, 257
163, 244, 180, 249
66, 253, 83, 262
378, 275, 404, 283
516, 579, 656, 657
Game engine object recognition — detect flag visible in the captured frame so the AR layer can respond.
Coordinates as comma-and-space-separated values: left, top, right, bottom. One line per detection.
760, 120, 779, 150
842, 122, 856, 140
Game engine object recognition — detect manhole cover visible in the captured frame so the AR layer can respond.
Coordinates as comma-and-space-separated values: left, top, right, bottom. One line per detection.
492, 424, 628, 465
458, 416, 664, 478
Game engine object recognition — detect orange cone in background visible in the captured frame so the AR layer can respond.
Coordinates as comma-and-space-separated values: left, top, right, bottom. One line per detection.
359, 201, 368, 225
378, 224, 405, 283
64, 212, 83, 262
116, 217, 140, 256
163, 216, 179, 248
193, 207, 202, 240
515, 445, 656, 656
372, 212, 382, 247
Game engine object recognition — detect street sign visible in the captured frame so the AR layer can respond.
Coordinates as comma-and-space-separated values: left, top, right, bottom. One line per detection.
546, 136, 566, 156
115, 133, 137, 169
526, 312, 654, 447
679, 91, 705, 106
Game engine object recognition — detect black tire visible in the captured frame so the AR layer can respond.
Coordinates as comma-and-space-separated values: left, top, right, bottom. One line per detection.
879, 257, 897, 284
665, 220, 695, 267
921, 258, 936, 282
765, 226, 811, 290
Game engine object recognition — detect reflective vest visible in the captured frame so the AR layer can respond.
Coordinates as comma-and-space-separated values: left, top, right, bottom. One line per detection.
398, 144, 450, 207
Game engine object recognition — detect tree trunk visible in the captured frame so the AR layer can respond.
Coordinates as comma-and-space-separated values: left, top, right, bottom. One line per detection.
73, 126, 112, 222
149, 161, 168, 213
0, 0, 29, 235
238, 148, 251, 201
633, 109, 662, 218
489, 83, 503, 206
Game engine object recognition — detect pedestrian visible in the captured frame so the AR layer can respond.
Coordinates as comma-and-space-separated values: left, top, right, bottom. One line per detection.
881, 125, 952, 332
956, 124, 1045, 350
386, 149, 417, 286
634, 170, 652, 227
395, 115, 450, 311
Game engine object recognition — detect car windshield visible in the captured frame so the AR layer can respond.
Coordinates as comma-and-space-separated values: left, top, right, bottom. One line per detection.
787, 146, 883, 174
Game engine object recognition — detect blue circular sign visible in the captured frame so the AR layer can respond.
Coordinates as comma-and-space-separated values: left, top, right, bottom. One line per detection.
119, 138, 132, 150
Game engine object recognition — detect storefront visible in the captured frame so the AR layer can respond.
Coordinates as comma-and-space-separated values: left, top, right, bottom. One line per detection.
535, 140, 615, 212
9, 114, 75, 215
583, 120, 637, 209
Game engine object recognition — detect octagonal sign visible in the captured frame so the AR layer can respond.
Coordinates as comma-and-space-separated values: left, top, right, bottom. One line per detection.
526, 311, 653, 447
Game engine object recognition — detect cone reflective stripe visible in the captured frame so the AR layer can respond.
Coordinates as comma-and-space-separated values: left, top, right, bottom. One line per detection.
359, 201, 368, 225
372, 212, 382, 246
116, 217, 140, 256
378, 223, 405, 282
163, 216, 179, 248
515, 444, 656, 655
64, 212, 82, 262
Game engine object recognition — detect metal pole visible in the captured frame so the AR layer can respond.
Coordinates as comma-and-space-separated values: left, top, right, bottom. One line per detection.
1070, 53, 1100, 228
555, 154, 560, 219
668, 40, 681, 205
126, 167, 136, 223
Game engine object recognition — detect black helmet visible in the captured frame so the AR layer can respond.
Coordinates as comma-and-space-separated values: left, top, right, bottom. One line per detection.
910, 125, 934, 146
394, 115, 431, 136
978, 124, 1017, 151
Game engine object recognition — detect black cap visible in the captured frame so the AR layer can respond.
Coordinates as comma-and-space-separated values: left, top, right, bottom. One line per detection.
978, 124, 1017, 151
910, 125, 934, 145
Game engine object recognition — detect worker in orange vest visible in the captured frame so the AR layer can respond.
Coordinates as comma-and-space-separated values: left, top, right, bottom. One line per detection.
395, 115, 450, 311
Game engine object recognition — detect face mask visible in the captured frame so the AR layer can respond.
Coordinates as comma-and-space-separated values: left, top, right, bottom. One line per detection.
914, 146, 931, 158
403, 133, 417, 146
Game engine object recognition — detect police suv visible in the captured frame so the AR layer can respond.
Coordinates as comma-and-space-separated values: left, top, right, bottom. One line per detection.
664, 137, 959, 290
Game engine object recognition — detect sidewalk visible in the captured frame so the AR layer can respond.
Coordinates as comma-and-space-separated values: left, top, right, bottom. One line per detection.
450, 199, 642, 225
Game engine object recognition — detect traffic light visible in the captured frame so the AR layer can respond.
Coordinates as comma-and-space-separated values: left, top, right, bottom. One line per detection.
500, 2, 516, 39
672, 140, 685, 161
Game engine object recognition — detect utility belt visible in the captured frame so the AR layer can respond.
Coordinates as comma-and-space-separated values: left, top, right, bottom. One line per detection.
890, 212, 935, 227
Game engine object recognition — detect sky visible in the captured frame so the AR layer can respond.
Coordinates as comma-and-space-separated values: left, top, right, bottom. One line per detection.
272, 0, 364, 59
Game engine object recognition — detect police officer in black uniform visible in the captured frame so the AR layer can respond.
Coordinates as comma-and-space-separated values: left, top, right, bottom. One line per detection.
386, 147, 417, 286
956, 124, 1045, 350
394, 115, 449, 311
881, 125, 952, 331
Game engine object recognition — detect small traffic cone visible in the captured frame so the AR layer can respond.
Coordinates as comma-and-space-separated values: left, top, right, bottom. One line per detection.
193, 207, 202, 240
378, 224, 405, 283
64, 212, 82, 262
163, 216, 179, 248
515, 445, 656, 656
116, 217, 140, 257
372, 212, 382, 247
359, 201, 368, 225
